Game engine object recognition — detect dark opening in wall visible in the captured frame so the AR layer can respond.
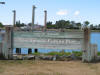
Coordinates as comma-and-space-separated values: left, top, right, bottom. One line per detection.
16, 48, 21, 54
34, 48, 38, 53
28, 48, 32, 54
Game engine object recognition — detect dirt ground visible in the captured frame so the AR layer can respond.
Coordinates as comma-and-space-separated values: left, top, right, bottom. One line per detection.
0, 60, 100, 75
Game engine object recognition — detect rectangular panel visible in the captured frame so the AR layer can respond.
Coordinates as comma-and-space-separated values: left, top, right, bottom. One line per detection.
14, 31, 84, 39
13, 31, 84, 49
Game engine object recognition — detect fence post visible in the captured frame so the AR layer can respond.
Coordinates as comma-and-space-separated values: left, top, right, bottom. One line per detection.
2, 27, 13, 59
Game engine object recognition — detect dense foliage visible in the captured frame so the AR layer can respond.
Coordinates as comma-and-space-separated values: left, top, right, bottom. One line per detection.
0, 22, 4, 28
16, 21, 26, 27
15, 20, 100, 30
47, 20, 100, 30
32, 51, 82, 57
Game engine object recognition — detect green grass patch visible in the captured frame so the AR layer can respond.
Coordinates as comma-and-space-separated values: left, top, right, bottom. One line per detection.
98, 52, 100, 56
0, 67, 4, 73
32, 52, 42, 55
32, 51, 82, 57
45, 51, 71, 56
72, 51, 82, 57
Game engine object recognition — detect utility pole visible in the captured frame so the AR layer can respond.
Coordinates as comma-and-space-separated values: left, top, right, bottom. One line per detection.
44, 10, 47, 31
32, 5, 36, 31
12, 10, 16, 27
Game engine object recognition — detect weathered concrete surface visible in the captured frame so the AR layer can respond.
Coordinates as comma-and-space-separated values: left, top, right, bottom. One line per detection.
2, 27, 13, 59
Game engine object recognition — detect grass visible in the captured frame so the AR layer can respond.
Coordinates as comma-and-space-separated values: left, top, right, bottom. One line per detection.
98, 52, 100, 56
45, 51, 71, 56
32, 51, 82, 57
72, 51, 82, 57
0, 67, 4, 73
32, 51, 100, 57
32, 52, 42, 56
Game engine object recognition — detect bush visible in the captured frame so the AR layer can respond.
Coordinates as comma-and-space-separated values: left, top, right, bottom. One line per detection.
32, 51, 82, 57
32, 52, 42, 55
0, 22, 4, 28
97, 52, 100, 56
45, 51, 71, 56
72, 51, 82, 57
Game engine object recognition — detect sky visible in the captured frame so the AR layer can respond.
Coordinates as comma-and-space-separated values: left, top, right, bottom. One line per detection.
0, 0, 100, 25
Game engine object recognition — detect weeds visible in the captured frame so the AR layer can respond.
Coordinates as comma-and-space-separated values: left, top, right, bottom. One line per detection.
32, 51, 82, 57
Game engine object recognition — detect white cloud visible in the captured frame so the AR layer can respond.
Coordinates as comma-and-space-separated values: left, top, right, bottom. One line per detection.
56, 10, 68, 16
74, 11, 80, 16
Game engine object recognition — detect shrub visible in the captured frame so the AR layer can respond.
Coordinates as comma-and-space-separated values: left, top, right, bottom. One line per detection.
72, 51, 82, 57
45, 51, 71, 56
97, 52, 100, 56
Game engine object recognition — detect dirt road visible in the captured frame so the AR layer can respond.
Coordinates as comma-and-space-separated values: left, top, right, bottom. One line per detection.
0, 60, 99, 75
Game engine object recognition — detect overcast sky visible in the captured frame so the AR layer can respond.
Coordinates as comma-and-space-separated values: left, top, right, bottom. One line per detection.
0, 0, 100, 25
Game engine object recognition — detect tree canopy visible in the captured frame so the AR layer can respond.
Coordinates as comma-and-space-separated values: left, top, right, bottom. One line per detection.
46, 20, 100, 30
84, 21, 90, 26
0, 22, 4, 28
16, 20, 26, 27
47, 20, 82, 29
15, 20, 100, 30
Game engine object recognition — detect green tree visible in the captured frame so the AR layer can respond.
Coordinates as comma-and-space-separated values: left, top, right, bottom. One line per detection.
90, 24, 94, 30
98, 24, 100, 30
65, 20, 71, 28
98, 24, 100, 28
84, 21, 90, 27
0, 22, 4, 28
47, 21, 53, 29
55, 20, 66, 29
16, 20, 21, 27
70, 21, 76, 29
76, 22, 81, 29
70, 21, 75, 26
28, 23, 32, 26
16, 20, 25, 27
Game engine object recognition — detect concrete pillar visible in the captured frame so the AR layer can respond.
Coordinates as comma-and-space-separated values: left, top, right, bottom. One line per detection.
28, 48, 32, 54
2, 27, 13, 59
12, 10, 16, 27
32, 5, 36, 30
34, 48, 38, 53
44, 10, 47, 31
82, 27, 91, 62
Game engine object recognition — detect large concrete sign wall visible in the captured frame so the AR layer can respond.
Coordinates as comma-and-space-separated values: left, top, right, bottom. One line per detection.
0, 27, 98, 62
13, 31, 84, 50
